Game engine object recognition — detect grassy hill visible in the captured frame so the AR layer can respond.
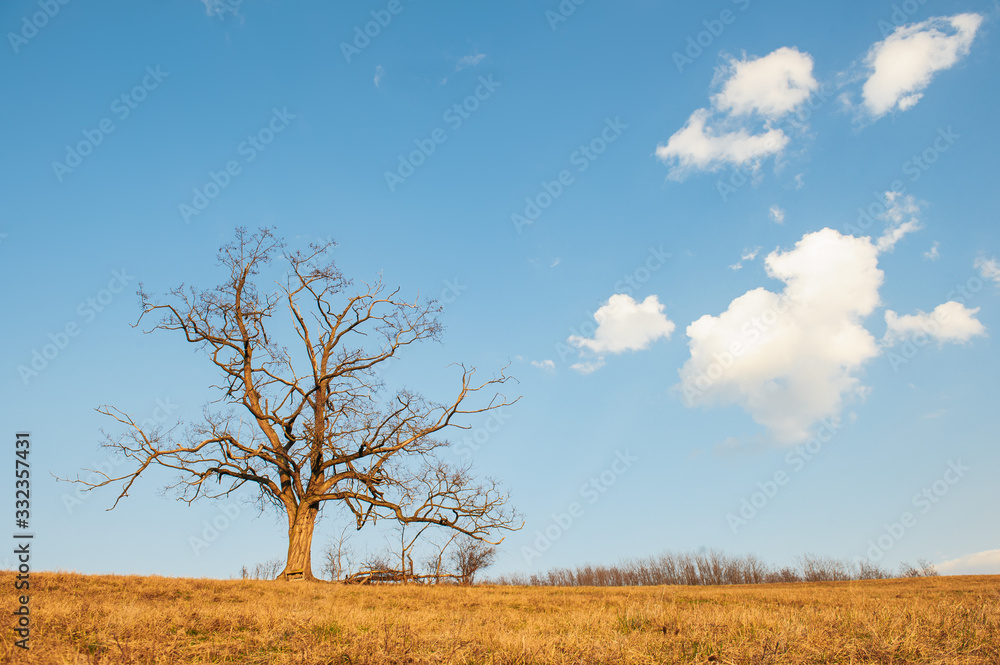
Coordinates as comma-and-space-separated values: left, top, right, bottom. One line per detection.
4, 571, 998, 664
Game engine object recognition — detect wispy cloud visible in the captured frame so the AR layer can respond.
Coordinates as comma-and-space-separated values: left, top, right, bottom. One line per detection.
875, 192, 921, 253
730, 246, 762, 271
374, 65, 385, 88
769, 205, 785, 224
202, 0, 240, 19
975, 256, 1000, 285
923, 241, 940, 261
937, 549, 1000, 575
456, 52, 487, 71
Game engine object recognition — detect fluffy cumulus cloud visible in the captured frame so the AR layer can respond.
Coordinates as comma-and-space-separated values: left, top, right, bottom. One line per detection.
884, 302, 986, 345
712, 47, 818, 118
937, 549, 1000, 575
676, 194, 990, 441
657, 47, 817, 179
569, 294, 675, 373
861, 14, 982, 118
655, 110, 788, 179
678, 229, 884, 444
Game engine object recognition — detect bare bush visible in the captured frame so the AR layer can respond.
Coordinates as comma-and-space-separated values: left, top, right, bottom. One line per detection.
491, 549, 942, 588
797, 554, 852, 582
452, 537, 497, 585
855, 559, 891, 580
240, 557, 284, 581
917, 558, 940, 577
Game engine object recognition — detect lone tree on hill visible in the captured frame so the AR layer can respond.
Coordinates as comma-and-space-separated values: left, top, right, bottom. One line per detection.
76, 228, 519, 581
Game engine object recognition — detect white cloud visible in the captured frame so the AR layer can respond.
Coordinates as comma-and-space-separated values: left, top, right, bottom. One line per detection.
923, 242, 940, 261
678, 229, 883, 444
975, 256, 1000, 285
713, 47, 818, 119
861, 14, 982, 118
202, 0, 239, 18
569, 294, 675, 372
374, 65, 385, 88
875, 192, 921, 253
456, 52, 487, 71
656, 109, 789, 179
531, 359, 555, 371
657, 47, 818, 179
884, 301, 986, 345
678, 195, 984, 442
570, 358, 606, 375
730, 246, 762, 271
769, 205, 785, 224
937, 549, 1000, 575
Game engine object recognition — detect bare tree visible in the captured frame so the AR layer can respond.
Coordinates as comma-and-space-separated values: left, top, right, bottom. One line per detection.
321, 525, 356, 582
451, 535, 497, 585
74, 228, 520, 581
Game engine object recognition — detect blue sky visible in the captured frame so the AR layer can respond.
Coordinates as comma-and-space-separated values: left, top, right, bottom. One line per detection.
2, 0, 999, 580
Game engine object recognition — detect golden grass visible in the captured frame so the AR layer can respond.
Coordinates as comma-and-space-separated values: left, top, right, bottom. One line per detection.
3, 571, 998, 664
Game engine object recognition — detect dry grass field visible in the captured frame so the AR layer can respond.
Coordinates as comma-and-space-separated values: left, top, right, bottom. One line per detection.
3, 572, 998, 664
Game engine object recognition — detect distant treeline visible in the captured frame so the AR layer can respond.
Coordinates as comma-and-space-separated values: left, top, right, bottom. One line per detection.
489, 550, 939, 587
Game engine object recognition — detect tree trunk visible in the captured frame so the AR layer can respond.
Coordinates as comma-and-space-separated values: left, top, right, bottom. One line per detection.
280, 503, 319, 581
